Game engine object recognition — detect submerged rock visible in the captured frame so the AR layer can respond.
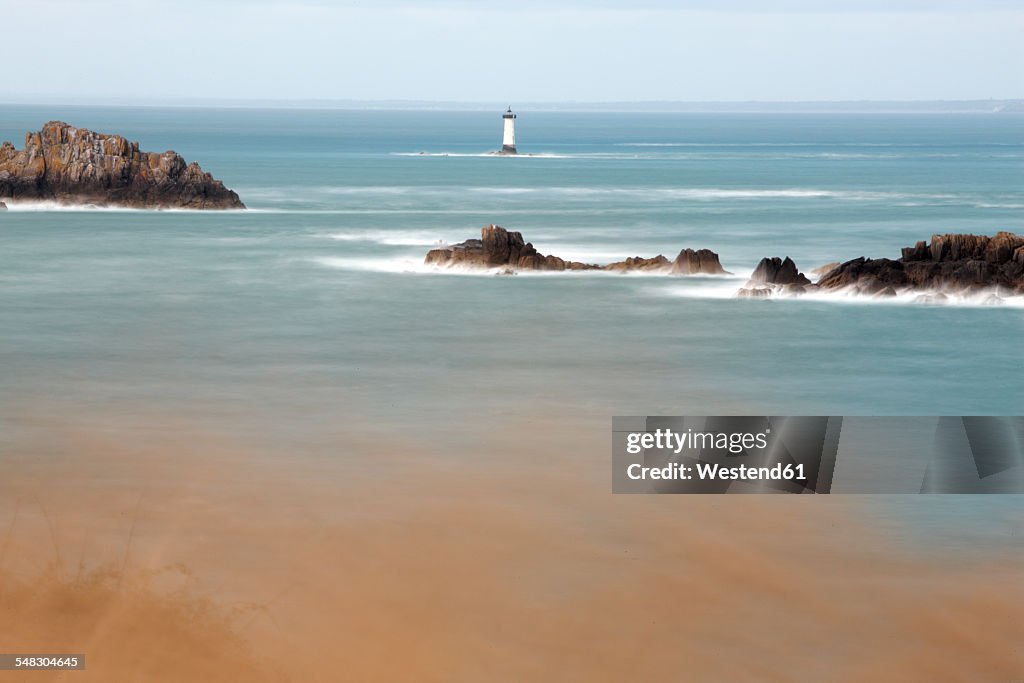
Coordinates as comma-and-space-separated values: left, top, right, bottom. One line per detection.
736, 287, 773, 298
913, 293, 948, 305
425, 225, 728, 274
0, 200, 6, 210
0, 121, 244, 209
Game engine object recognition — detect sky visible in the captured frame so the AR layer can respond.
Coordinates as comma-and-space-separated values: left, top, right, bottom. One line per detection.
0, 0, 1021, 103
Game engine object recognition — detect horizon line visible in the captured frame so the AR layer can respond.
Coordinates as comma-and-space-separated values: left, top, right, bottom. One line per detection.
1, 97, 1021, 113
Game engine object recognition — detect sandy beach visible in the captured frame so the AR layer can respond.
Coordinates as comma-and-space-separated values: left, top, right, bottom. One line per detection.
1, 410, 1020, 682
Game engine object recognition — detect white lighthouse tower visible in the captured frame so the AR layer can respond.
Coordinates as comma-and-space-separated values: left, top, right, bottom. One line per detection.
501, 106, 517, 154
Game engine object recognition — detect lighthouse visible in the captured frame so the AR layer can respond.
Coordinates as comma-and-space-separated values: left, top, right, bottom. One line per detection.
501, 106, 517, 154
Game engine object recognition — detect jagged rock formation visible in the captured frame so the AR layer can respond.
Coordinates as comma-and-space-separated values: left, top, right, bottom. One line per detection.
736, 256, 811, 297
749, 257, 811, 286
817, 232, 1024, 295
735, 232, 1024, 299
424, 225, 730, 274
425, 225, 599, 271
671, 248, 730, 275
0, 121, 244, 209
425, 227, 1024, 300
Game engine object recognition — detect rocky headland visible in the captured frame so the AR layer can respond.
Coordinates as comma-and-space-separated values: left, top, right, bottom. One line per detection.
0, 121, 244, 209
424, 225, 730, 275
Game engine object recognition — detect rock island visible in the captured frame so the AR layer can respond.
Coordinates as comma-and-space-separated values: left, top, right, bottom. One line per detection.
0, 121, 244, 209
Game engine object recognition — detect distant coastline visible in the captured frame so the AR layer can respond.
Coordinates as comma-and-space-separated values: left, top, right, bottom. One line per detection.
1, 98, 1021, 114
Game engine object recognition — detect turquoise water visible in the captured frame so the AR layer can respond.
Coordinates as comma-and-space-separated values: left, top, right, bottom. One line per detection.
2, 106, 1022, 554
2, 106, 1021, 430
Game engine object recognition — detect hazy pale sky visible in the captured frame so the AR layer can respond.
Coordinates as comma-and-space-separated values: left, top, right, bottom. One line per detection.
2, 0, 1021, 102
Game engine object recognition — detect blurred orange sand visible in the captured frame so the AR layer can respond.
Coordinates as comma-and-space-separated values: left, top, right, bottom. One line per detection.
0, 416, 1020, 682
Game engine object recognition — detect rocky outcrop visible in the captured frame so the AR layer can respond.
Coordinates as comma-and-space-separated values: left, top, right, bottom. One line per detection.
425, 225, 599, 271
736, 256, 811, 297
425, 225, 730, 275
809, 262, 840, 278
734, 232, 1024, 299
0, 121, 244, 209
671, 248, 730, 275
749, 257, 811, 287
603, 248, 730, 274
817, 232, 1024, 295
605, 255, 672, 272
815, 257, 907, 294
426, 227, 1024, 299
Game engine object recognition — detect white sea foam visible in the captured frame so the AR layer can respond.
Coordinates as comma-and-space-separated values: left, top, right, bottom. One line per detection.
323, 234, 648, 262
615, 142, 1023, 149
312, 255, 748, 281
309, 256, 616, 277
651, 281, 1024, 308
264, 208, 656, 215
325, 230, 452, 247
1, 200, 249, 213
390, 150, 861, 161
519, 186, 942, 201
487, 187, 955, 201
616, 142, 823, 148
311, 256, 438, 274
230, 184, 970, 207
391, 152, 571, 159
795, 288, 1024, 308
974, 203, 1024, 209
284, 185, 953, 201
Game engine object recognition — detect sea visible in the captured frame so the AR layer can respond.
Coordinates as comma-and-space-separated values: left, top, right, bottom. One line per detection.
1, 106, 1022, 555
